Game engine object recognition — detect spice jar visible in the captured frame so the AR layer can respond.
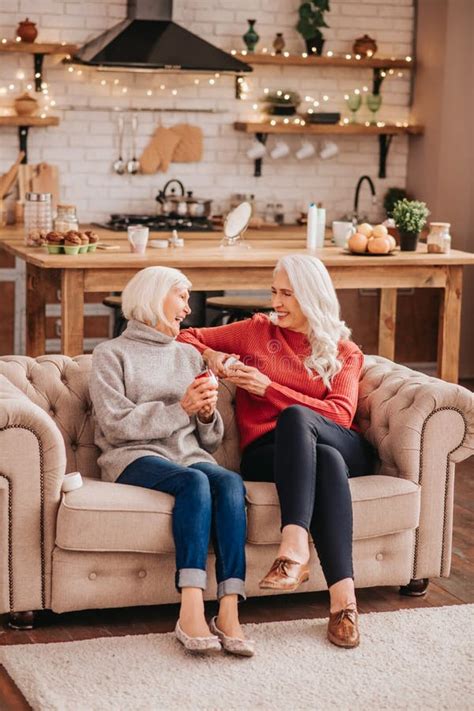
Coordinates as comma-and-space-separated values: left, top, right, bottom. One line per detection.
54, 204, 79, 233
427, 222, 451, 254
24, 192, 52, 245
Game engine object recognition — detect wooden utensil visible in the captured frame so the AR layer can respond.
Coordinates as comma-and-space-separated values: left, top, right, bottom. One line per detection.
31, 162, 60, 207
0, 151, 25, 198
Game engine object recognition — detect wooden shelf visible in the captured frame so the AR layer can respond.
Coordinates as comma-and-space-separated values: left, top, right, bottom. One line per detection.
234, 52, 414, 69
0, 40, 78, 55
0, 116, 60, 162
234, 122, 424, 179
234, 121, 423, 136
0, 40, 78, 93
0, 116, 59, 127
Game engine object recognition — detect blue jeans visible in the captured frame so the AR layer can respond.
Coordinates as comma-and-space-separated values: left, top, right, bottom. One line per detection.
117, 457, 247, 599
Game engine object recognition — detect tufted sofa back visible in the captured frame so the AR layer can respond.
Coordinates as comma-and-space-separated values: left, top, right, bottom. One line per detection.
0, 355, 241, 478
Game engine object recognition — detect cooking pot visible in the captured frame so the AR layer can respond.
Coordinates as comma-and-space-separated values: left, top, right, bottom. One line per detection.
156, 180, 212, 218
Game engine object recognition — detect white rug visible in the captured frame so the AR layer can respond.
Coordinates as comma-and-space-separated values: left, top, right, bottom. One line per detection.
1, 605, 473, 711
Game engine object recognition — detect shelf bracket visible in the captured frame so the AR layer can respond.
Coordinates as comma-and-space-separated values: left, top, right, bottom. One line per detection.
33, 54, 45, 92
254, 132, 268, 177
378, 133, 393, 178
372, 67, 388, 95
18, 126, 29, 163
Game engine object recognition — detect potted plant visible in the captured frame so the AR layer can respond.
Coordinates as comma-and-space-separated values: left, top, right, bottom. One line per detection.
392, 198, 430, 251
296, 0, 330, 56
261, 90, 301, 116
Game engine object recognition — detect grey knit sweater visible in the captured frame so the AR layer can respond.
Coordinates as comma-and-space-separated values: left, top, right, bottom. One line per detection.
90, 319, 224, 483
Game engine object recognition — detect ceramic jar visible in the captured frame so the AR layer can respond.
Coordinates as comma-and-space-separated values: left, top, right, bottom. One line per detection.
14, 92, 38, 117
352, 34, 378, 58
16, 18, 38, 43
243, 19, 259, 52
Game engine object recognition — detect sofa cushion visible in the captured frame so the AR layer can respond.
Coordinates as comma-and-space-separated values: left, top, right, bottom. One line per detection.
56, 475, 420, 555
245, 475, 421, 544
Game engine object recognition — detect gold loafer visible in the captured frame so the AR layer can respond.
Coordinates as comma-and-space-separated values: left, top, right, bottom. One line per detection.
327, 607, 360, 648
259, 556, 310, 592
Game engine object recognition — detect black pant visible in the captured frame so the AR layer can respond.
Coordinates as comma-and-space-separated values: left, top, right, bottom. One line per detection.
240, 405, 378, 587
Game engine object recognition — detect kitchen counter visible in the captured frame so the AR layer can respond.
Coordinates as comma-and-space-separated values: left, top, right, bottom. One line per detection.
1, 224, 473, 383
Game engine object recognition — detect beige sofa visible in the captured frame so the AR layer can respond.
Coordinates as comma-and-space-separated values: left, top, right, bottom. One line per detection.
0, 354, 473, 627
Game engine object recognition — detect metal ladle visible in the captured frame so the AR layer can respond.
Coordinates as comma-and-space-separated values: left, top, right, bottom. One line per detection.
127, 113, 140, 175
113, 115, 126, 175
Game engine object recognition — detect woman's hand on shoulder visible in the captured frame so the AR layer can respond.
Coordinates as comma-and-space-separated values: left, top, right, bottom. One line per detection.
225, 363, 271, 397
180, 379, 218, 417
203, 348, 240, 378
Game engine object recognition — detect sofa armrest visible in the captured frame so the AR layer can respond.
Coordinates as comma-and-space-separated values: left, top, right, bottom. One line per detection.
0, 375, 66, 614
357, 356, 474, 579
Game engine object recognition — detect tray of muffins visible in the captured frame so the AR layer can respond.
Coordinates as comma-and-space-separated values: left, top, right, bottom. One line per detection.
28, 229, 100, 254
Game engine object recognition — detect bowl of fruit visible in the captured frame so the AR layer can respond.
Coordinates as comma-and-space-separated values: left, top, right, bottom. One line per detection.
345, 223, 398, 255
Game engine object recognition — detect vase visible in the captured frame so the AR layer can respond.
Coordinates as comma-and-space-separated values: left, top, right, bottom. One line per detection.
273, 32, 285, 54
16, 18, 38, 43
399, 230, 419, 251
305, 36, 325, 56
243, 19, 259, 53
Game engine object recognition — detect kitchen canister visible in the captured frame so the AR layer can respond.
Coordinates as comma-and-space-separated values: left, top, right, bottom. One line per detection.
24, 192, 52, 245
427, 222, 451, 254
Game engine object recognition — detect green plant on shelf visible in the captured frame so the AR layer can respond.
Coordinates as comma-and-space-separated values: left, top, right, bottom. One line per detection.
296, 0, 330, 56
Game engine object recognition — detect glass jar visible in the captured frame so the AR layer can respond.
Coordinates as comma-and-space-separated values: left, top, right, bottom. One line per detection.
274, 203, 285, 225
427, 222, 451, 254
54, 204, 79, 233
24, 192, 52, 245
264, 202, 275, 223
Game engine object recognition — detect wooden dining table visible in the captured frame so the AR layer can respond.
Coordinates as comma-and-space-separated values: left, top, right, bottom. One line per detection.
1, 225, 473, 383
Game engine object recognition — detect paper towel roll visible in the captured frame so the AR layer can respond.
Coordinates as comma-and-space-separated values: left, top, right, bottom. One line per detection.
62, 472, 83, 493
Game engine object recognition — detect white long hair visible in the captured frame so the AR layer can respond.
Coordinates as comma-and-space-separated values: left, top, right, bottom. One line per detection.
273, 254, 351, 389
122, 266, 191, 328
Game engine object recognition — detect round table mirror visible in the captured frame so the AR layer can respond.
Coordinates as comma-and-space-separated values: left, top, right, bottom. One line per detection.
221, 201, 252, 248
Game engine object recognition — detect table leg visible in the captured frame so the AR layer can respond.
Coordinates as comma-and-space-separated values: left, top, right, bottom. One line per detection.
61, 270, 84, 356
437, 266, 462, 383
378, 288, 397, 360
26, 264, 46, 357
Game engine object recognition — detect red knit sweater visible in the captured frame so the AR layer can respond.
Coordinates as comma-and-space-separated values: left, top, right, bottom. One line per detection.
178, 314, 363, 451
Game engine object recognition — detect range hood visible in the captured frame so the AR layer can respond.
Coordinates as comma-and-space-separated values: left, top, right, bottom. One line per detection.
73, 0, 251, 73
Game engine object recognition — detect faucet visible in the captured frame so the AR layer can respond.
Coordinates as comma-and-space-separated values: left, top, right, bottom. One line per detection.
352, 175, 377, 225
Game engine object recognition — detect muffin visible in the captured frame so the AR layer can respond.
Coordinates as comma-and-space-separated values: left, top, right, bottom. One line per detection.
78, 232, 90, 254
64, 231, 81, 255
85, 230, 99, 252
46, 230, 65, 254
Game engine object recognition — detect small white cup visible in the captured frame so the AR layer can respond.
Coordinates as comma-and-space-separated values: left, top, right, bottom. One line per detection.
295, 141, 316, 160
127, 225, 149, 254
246, 140, 267, 160
319, 140, 339, 160
332, 221, 355, 247
270, 140, 290, 160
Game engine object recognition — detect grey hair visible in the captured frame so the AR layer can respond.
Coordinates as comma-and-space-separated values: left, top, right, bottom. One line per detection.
121, 266, 191, 328
273, 254, 351, 389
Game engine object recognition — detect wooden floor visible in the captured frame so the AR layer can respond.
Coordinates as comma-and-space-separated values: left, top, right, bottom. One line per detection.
1, 420, 473, 710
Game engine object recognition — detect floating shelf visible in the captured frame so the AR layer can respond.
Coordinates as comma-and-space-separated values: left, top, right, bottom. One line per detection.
0, 116, 60, 162
0, 40, 78, 91
233, 52, 414, 98
234, 122, 424, 178
234, 52, 414, 69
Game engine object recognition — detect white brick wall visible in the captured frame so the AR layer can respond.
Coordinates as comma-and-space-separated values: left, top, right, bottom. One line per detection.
0, 0, 415, 223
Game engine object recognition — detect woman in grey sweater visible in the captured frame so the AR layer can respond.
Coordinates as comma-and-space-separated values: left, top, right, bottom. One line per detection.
90, 266, 253, 656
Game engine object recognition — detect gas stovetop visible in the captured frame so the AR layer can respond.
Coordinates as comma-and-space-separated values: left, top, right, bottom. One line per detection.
94, 214, 215, 232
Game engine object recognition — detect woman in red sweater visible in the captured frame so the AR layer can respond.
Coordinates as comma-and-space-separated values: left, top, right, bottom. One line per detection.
178, 254, 377, 648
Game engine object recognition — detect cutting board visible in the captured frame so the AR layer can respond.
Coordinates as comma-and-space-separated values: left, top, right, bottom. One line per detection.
18, 163, 60, 207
